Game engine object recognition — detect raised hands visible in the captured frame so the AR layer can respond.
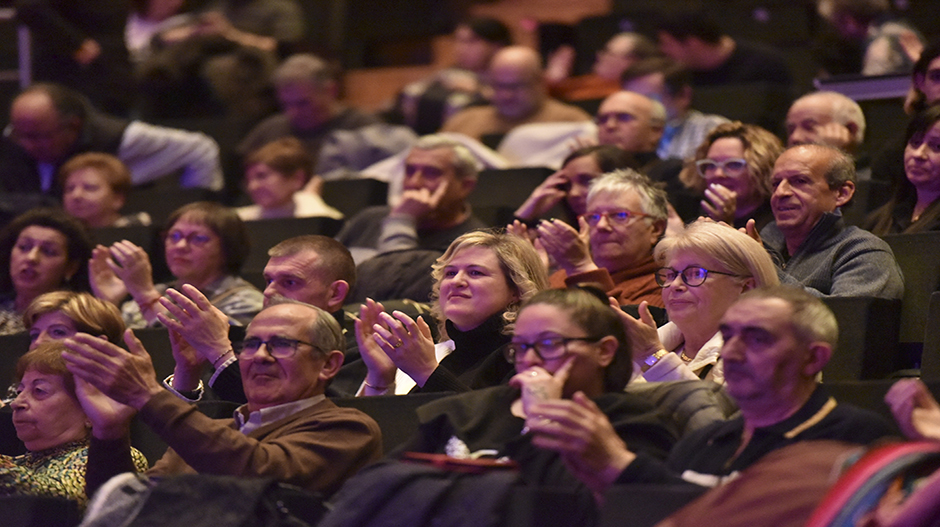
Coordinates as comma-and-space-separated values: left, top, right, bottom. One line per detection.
510, 356, 574, 415
74, 377, 136, 441
514, 171, 572, 221
609, 299, 664, 366
354, 299, 398, 391
372, 310, 437, 387
701, 183, 738, 225
536, 217, 596, 275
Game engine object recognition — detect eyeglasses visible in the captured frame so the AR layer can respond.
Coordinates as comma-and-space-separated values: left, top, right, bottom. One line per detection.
234, 336, 318, 359
166, 230, 213, 247
654, 266, 742, 288
594, 112, 636, 126
503, 336, 599, 364
695, 158, 748, 177
580, 210, 649, 227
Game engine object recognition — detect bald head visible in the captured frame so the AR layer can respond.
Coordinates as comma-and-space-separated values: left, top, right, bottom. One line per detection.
487, 46, 546, 120
785, 91, 865, 152
595, 91, 666, 153
10, 87, 83, 164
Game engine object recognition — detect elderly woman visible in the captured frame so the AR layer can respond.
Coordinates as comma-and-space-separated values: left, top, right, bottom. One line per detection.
89, 201, 263, 327
680, 122, 784, 230
0, 209, 92, 335
536, 169, 669, 308
625, 220, 779, 383
357, 230, 548, 395
1, 341, 148, 508
865, 105, 940, 234
59, 153, 152, 229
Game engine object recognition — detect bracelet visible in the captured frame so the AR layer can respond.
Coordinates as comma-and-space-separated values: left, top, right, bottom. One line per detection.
363, 378, 390, 391
212, 350, 233, 368
138, 295, 162, 311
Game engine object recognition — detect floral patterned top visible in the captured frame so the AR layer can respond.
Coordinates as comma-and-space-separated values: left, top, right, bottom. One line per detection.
0, 439, 149, 509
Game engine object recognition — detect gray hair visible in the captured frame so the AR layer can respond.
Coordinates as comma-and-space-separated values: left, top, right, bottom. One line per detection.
260, 298, 345, 355
587, 169, 669, 222
793, 91, 866, 147
273, 54, 334, 88
412, 135, 480, 181
737, 285, 839, 349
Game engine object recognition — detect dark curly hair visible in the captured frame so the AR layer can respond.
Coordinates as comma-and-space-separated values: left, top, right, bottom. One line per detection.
0, 208, 92, 295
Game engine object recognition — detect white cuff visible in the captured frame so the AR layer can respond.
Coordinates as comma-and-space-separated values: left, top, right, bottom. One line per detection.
163, 374, 204, 402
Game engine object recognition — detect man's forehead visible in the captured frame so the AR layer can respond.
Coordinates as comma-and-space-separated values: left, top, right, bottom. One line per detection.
248, 303, 316, 332
787, 98, 834, 123
266, 250, 320, 274
773, 148, 827, 178
406, 147, 455, 168
11, 92, 60, 123
599, 92, 649, 117
723, 297, 793, 328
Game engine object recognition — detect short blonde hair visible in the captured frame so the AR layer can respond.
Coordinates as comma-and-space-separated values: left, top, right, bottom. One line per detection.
680, 121, 783, 197
654, 219, 779, 288
23, 291, 125, 344
430, 230, 548, 335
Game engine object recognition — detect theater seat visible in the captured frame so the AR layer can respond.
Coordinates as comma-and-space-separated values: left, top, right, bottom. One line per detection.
821, 297, 901, 380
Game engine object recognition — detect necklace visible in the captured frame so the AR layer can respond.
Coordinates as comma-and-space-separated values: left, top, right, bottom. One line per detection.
680, 351, 694, 363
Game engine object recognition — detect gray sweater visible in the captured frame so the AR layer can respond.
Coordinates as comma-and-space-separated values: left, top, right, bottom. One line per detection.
760, 211, 904, 299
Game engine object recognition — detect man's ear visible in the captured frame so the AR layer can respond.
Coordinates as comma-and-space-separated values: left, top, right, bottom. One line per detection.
318, 350, 345, 381
459, 177, 477, 198
326, 280, 350, 312
834, 180, 855, 207
803, 342, 832, 377
845, 121, 860, 143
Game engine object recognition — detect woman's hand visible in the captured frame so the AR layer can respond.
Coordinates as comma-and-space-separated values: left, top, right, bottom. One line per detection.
88, 245, 128, 305
527, 392, 636, 499
886, 378, 940, 441
514, 171, 571, 221
610, 299, 664, 364
537, 218, 596, 275
507, 221, 550, 272
74, 377, 135, 441
105, 240, 157, 301
510, 356, 574, 415
353, 299, 398, 392
373, 310, 437, 387
701, 183, 738, 225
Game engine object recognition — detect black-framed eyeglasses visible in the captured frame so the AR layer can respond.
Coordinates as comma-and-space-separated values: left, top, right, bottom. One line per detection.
504, 336, 600, 364
580, 210, 649, 227
655, 266, 742, 288
233, 336, 318, 359
695, 158, 748, 177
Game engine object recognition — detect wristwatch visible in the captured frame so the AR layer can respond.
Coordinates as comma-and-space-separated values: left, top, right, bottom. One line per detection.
644, 349, 670, 368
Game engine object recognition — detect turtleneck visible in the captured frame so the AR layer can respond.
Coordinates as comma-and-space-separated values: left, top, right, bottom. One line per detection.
440, 311, 511, 375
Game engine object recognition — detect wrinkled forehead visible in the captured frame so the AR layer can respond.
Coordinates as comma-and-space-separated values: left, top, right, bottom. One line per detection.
247, 303, 316, 338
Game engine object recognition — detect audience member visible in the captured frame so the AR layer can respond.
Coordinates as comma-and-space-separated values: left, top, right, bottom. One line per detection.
15, 0, 134, 115
623, 220, 778, 384
785, 91, 866, 157
530, 286, 894, 496
336, 135, 487, 265
356, 231, 548, 395
679, 122, 783, 230
58, 153, 151, 229
656, 12, 793, 89
866, 105, 940, 234
23, 291, 125, 349
546, 32, 660, 102
815, 0, 924, 76
0, 83, 223, 205
538, 169, 668, 308
621, 58, 729, 160
159, 235, 363, 402
2, 341, 148, 508
89, 202, 263, 328
759, 144, 904, 298
125, 0, 193, 65
64, 300, 383, 498
440, 46, 592, 142
389, 286, 676, 494
0, 208, 92, 335
235, 137, 343, 221
238, 54, 380, 169
393, 17, 511, 134
513, 145, 639, 225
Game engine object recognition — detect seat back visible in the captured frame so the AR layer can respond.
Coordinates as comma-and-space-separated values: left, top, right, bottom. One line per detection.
241, 216, 345, 277
883, 232, 940, 344
332, 392, 453, 453
468, 167, 555, 227
321, 178, 389, 219
921, 291, 940, 380
821, 297, 901, 380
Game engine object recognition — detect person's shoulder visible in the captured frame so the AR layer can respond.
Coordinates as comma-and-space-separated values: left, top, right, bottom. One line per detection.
821, 401, 898, 444
541, 98, 592, 121
442, 105, 496, 129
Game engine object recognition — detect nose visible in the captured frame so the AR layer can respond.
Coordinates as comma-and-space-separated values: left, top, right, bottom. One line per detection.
720, 335, 746, 362
24, 246, 41, 261
663, 272, 685, 289
10, 391, 26, 410
773, 179, 792, 197
911, 142, 929, 158
516, 346, 543, 370
32, 331, 50, 347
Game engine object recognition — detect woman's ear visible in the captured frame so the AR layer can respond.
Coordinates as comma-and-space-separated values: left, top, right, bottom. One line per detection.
741, 276, 756, 292
596, 335, 618, 368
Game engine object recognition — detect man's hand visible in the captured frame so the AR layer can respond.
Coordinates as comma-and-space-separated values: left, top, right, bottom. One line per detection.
156, 284, 232, 362
812, 122, 853, 151
886, 378, 940, 441
62, 330, 163, 410
536, 218, 596, 275
391, 179, 450, 220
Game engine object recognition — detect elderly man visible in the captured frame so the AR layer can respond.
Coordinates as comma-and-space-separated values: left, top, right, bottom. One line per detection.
336, 135, 487, 265
0, 83, 223, 199
238, 54, 380, 163
526, 285, 894, 494
622, 58, 730, 160
785, 91, 866, 155
64, 300, 383, 497
537, 169, 668, 307
440, 46, 591, 142
160, 235, 364, 401
758, 144, 903, 298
